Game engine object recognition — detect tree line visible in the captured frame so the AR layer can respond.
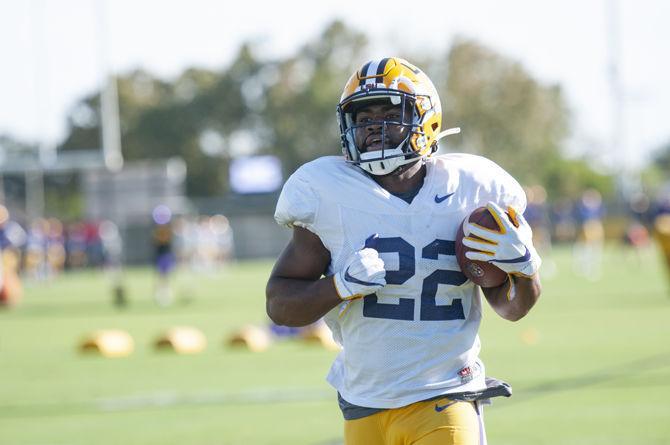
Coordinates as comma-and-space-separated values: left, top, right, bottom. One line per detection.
4, 20, 670, 218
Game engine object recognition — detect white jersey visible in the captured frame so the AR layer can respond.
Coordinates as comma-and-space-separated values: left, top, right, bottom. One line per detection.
275, 154, 526, 409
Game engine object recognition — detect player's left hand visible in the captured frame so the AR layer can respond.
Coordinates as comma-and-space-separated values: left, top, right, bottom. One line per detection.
462, 202, 541, 277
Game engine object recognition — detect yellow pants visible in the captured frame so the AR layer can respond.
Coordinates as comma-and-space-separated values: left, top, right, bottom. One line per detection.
344, 397, 485, 445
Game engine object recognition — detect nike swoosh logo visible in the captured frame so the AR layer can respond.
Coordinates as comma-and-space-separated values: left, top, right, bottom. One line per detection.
494, 247, 531, 264
434, 192, 454, 203
434, 401, 456, 412
344, 266, 383, 286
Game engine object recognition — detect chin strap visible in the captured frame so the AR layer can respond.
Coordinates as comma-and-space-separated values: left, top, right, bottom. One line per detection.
359, 127, 460, 175
435, 127, 461, 142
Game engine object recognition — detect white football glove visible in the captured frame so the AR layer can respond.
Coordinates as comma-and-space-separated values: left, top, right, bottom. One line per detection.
333, 237, 386, 301
462, 202, 542, 278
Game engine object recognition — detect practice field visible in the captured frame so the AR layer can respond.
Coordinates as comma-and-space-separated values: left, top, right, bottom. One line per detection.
1, 244, 669, 444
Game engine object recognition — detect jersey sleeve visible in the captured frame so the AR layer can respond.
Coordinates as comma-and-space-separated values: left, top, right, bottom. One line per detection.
493, 164, 526, 213
274, 168, 320, 233
445, 153, 526, 213
465, 154, 526, 213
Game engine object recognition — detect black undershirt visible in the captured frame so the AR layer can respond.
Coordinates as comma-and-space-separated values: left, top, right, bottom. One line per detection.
390, 183, 423, 203
374, 162, 426, 204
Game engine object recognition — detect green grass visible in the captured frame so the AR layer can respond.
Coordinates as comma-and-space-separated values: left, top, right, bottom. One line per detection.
1, 245, 670, 444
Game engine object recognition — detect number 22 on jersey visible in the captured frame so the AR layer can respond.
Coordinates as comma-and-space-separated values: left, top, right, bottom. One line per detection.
361, 236, 467, 321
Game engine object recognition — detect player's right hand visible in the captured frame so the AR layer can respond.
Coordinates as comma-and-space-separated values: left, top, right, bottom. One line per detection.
333, 246, 386, 301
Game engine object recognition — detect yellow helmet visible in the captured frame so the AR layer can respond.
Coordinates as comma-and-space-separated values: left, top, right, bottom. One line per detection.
337, 57, 442, 175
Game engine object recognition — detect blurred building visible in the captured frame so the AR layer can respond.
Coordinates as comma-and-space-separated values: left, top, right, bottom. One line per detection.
84, 156, 289, 262
0, 148, 290, 264
193, 192, 289, 260
83, 158, 191, 263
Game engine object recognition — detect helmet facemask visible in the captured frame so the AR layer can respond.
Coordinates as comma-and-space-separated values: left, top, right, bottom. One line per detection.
338, 58, 445, 175
338, 90, 427, 176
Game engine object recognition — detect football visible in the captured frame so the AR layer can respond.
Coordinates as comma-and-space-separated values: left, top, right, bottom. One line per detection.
455, 206, 509, 288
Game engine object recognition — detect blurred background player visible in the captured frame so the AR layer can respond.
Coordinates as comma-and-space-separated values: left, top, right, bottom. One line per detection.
173, 214, 234, 274
652, 191, 670, 292
524, 184, 556, 277
99, 220, 126, 307
573, 188, 605, 280
551, 197, 578, 244
621, 192, 652, 264
151, 205, 176, 306
0, 205, 24, 307
45, 218, 66, 279
24, 218, 48, 282
65, 221, 89, 269
209, 214, 234, 268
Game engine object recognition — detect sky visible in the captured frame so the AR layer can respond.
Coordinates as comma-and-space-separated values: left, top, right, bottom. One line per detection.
0, 0, 668, 171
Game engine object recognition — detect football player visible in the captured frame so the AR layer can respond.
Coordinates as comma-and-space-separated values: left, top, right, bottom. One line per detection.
266, 57, 542, 445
